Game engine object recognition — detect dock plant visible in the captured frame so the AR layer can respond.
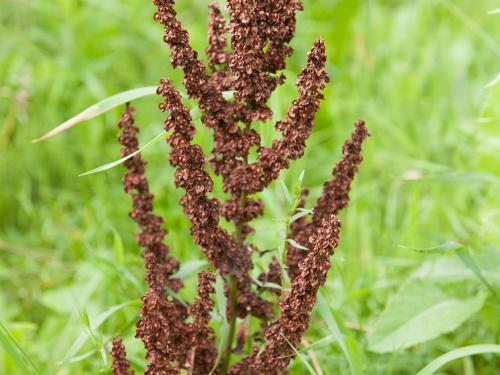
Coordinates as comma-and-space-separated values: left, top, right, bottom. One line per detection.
106, 0, 369, 373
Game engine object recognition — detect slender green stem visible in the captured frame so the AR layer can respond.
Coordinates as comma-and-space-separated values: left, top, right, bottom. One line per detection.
220, 274, 238, 373
220, 187, 248, 372
221, 123, 252, 373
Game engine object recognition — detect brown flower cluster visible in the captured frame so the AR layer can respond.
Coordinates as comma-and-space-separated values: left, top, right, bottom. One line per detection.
113, 104, 190, 374
230, 214, 341, 374
110, 1, 369, 374
287, 120, 370, 279
111, 338, 134, 375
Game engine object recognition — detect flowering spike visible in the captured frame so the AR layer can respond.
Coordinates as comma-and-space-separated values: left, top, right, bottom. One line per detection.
158, 78, 250, 277
116, 104, 189, 373
225, 39, 329, 195
188, 270, 218, 374
286, 120, 370, 279
229, 215, 341, 373
111, 338, 134, 375
206, 3, 229, 69
312, 120, 370, 225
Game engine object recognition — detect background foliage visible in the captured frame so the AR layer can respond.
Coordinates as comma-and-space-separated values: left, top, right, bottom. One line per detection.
1, 0, 499, 373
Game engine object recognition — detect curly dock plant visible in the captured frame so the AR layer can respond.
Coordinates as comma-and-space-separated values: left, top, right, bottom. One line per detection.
39, 1, 369, 374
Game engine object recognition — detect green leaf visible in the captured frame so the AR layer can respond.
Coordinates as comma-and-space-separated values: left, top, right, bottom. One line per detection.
399, 241, 463, 254
287, 238, 308, 251
60, 300, 139, 364
368, 279, 486, 353
417, 344, 500, 375
280, 180, 293, 205
316, 293, 353, 371
410, 247, 500, 286
32, 86, 158, 143
112, 230, 125, 266
0, 320, 40, 375
251, 276, 282, 290
281, 333, 318, 375
79, 130, 168, 176
293, 170, 305, 196
77, 307, 92, 332
169, 260, 208, 280
408, 243, 499, 297
165, 287, 188, 308
210, 274, 229, 375
215, 274, 227, 322
291, 208, 314, 223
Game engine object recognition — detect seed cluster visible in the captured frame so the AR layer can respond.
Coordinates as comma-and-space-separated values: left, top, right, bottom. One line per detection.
113, 104, 189, 374
110, 338, 134, 375
110, 0, 368, 373
287, 120, 370, 279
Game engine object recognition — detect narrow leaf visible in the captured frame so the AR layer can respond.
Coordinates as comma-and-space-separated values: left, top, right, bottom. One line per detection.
252, 276, 282, 290
210, 274, 229, 374
293, 170, 305, 196
417, 344, 500, 375
0, 320, 40, 375
61, 300, 140, 364
32, 86, 158, 143
113, 230, 125, 266
291, 208, 314, 223
215, 274, 228, 322
287, 238, 308, 251
165, 287, 188, 307
281, 333, 318, 375
78, 307, 91, 331
79, 130, 168, 176
399, 241, 463, 254
298, 334, 336, 353
169, 260, 208, 280
280, 180, 293, 205
317, 293, 352, 370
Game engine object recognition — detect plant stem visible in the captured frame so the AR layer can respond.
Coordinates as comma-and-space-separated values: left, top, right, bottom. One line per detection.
221, 273, 238, 373
221, 123, 252, 373
220, 193, 248, 373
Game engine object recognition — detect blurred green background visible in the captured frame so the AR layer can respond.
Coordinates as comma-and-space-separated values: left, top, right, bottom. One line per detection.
1, 0, 499, 374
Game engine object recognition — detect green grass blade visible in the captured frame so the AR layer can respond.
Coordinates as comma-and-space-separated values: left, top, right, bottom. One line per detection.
0, 320, 40, 375
399, 241, 463, 254
417, 344, 500, 375
210, 274, 229, 375
281, 333, 318, 375
317, 293, 353, 371
78, 130, 168, 176
32, 86, 158, 143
